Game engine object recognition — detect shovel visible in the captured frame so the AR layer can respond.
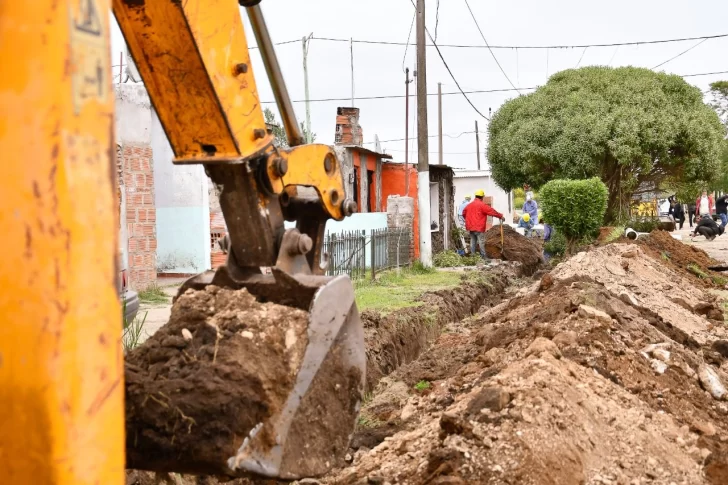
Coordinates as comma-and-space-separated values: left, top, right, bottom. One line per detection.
500, 222, 505, 257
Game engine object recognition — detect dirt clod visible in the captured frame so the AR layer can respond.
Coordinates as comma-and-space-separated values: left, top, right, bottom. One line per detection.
483, 224, 544, 275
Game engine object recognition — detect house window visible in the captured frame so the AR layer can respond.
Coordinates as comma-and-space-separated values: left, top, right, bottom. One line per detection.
430, 182, 440, 232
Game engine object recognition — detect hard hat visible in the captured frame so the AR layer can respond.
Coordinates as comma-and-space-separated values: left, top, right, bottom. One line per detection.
474, 189, 485, 197
522, 213, 530, 222
464, 194, 472, 200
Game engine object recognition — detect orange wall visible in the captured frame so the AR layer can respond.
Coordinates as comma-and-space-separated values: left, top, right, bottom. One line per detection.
381, 163, 420, 258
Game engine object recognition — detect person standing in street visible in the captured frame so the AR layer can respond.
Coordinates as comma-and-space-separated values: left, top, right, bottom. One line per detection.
457, 194, 471, 228
670, 199, 685, 230
716, 194, 728, 228
462, 189, 504, 260
695, 190, 714, 218
688, 201, 697, 228
522, 191, 539, 223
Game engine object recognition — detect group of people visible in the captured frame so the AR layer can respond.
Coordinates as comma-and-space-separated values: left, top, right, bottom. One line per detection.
457, 190, 549, 261
668, 191, 728, 241
457, 190, 504, 261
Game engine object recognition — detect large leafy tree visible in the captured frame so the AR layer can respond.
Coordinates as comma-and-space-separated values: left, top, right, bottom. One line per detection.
488, 66, 725, 221
709, 80, 728, 126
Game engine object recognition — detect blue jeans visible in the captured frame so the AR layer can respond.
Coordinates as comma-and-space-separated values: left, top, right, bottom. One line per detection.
719, 213, 727, 228
469, 231, 486, 258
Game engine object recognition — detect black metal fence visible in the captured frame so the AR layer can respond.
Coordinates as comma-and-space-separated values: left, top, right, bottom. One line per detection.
323, 228, 412, 279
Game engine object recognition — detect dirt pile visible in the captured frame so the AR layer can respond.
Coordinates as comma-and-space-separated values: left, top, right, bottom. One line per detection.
125, 286, 361, 477
483, 225, 544, 275
636, 230, 723, 288
329, 244, 728, 484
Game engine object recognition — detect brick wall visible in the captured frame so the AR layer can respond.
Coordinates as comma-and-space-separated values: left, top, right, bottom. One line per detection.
120, 142, 157, 290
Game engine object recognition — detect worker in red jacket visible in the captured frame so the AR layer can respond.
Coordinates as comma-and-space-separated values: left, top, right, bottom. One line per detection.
462, 189, 504, 259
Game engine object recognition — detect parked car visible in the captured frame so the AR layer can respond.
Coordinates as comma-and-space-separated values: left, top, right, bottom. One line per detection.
119, 250, 139, 324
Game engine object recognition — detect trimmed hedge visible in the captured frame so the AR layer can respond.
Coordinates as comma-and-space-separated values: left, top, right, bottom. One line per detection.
541, 178, 608, 249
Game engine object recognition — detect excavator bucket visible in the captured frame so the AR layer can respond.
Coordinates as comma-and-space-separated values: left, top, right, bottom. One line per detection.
124, 258, 365, 480
228, 275, 365, 478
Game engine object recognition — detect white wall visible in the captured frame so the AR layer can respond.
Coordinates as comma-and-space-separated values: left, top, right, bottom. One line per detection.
151, 110, 211, 274
453, 171, 512, 223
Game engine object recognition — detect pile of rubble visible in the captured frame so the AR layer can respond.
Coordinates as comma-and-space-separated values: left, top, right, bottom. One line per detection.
329, 244, 728, 485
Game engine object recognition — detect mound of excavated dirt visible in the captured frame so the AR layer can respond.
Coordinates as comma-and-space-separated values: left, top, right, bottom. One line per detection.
125, 286, 360, 478
483, 225, 544, 275
329, 244, 728, 484
637, 230, 722, 288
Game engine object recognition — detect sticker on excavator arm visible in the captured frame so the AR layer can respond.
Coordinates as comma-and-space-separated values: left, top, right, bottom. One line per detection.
69, 0, 108, 114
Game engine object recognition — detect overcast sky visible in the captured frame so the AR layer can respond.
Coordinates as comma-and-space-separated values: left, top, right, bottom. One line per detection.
111, 0, 728, 170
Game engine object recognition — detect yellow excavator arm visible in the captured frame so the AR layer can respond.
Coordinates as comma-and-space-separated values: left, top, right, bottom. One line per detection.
0, 0, 364, 482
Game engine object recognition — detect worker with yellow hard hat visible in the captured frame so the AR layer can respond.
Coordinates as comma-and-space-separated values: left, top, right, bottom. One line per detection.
462, 189, 504, 260
518, 211, 535, 237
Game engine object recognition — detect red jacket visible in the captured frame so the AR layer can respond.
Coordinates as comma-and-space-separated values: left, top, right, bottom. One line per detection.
695, 195, 714, 216
462, 198, 503, 232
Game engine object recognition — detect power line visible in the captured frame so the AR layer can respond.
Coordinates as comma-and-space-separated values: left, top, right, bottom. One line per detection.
652, 38, 709, 69
260, 85, 536, 104
363, 130, 487, 145
407, 0, 489, 119
575, 46, 588, 68
402, 10, 416, 73
248, 33, 728, 51
434, 0, 441, 42
462, 0, 520, 95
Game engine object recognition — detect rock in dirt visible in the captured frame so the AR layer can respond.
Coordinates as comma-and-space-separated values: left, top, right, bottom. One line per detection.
525, 336, 562, 359
124, 286, 361, 477
690, 420, 717, 437
578, 304, 613, 324
465, 387, 511, 416
712, 340, 728, 359
698, 364, 727, 400
552, 331, 577, 348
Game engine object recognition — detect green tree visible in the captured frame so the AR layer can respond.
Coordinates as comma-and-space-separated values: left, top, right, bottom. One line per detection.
263, 107, 316, 147
488, 66, 725, 222
709, 80, 728, 126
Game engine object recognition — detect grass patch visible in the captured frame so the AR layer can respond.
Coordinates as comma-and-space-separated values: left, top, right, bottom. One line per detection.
414, 380, 431, 392
123, 310, 147, 352
357, 413, 383, 428
355, 267, 462, 313
138, 284, 169, 304
661, 251, 671, 261
688, 264, 708, 280
605, 226, 625, 243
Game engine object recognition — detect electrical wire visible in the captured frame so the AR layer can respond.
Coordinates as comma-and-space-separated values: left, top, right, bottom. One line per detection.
407, 0, 490, 119
363, 130, 487, 145
402, 10, 416, 73
462, 0, 520, 95
652, 38, 709, 69
434, 0, 441, 42
575, 46, 588, 68
259, 69, 728, 105
248, 33, 728, 51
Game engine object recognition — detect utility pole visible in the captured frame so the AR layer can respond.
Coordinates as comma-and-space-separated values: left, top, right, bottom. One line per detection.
438, 83, 443, 166
350, 38, 355, 106
475, 120, 481, 170
416, 0, 432, 266
405, 68, 411, 196
302, 34, 313, 143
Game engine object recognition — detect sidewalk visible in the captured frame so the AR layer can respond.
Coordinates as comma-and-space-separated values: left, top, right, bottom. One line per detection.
674, 225, 728, 264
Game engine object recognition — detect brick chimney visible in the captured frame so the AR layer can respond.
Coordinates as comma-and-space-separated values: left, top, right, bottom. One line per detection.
334, 107, 363, 146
